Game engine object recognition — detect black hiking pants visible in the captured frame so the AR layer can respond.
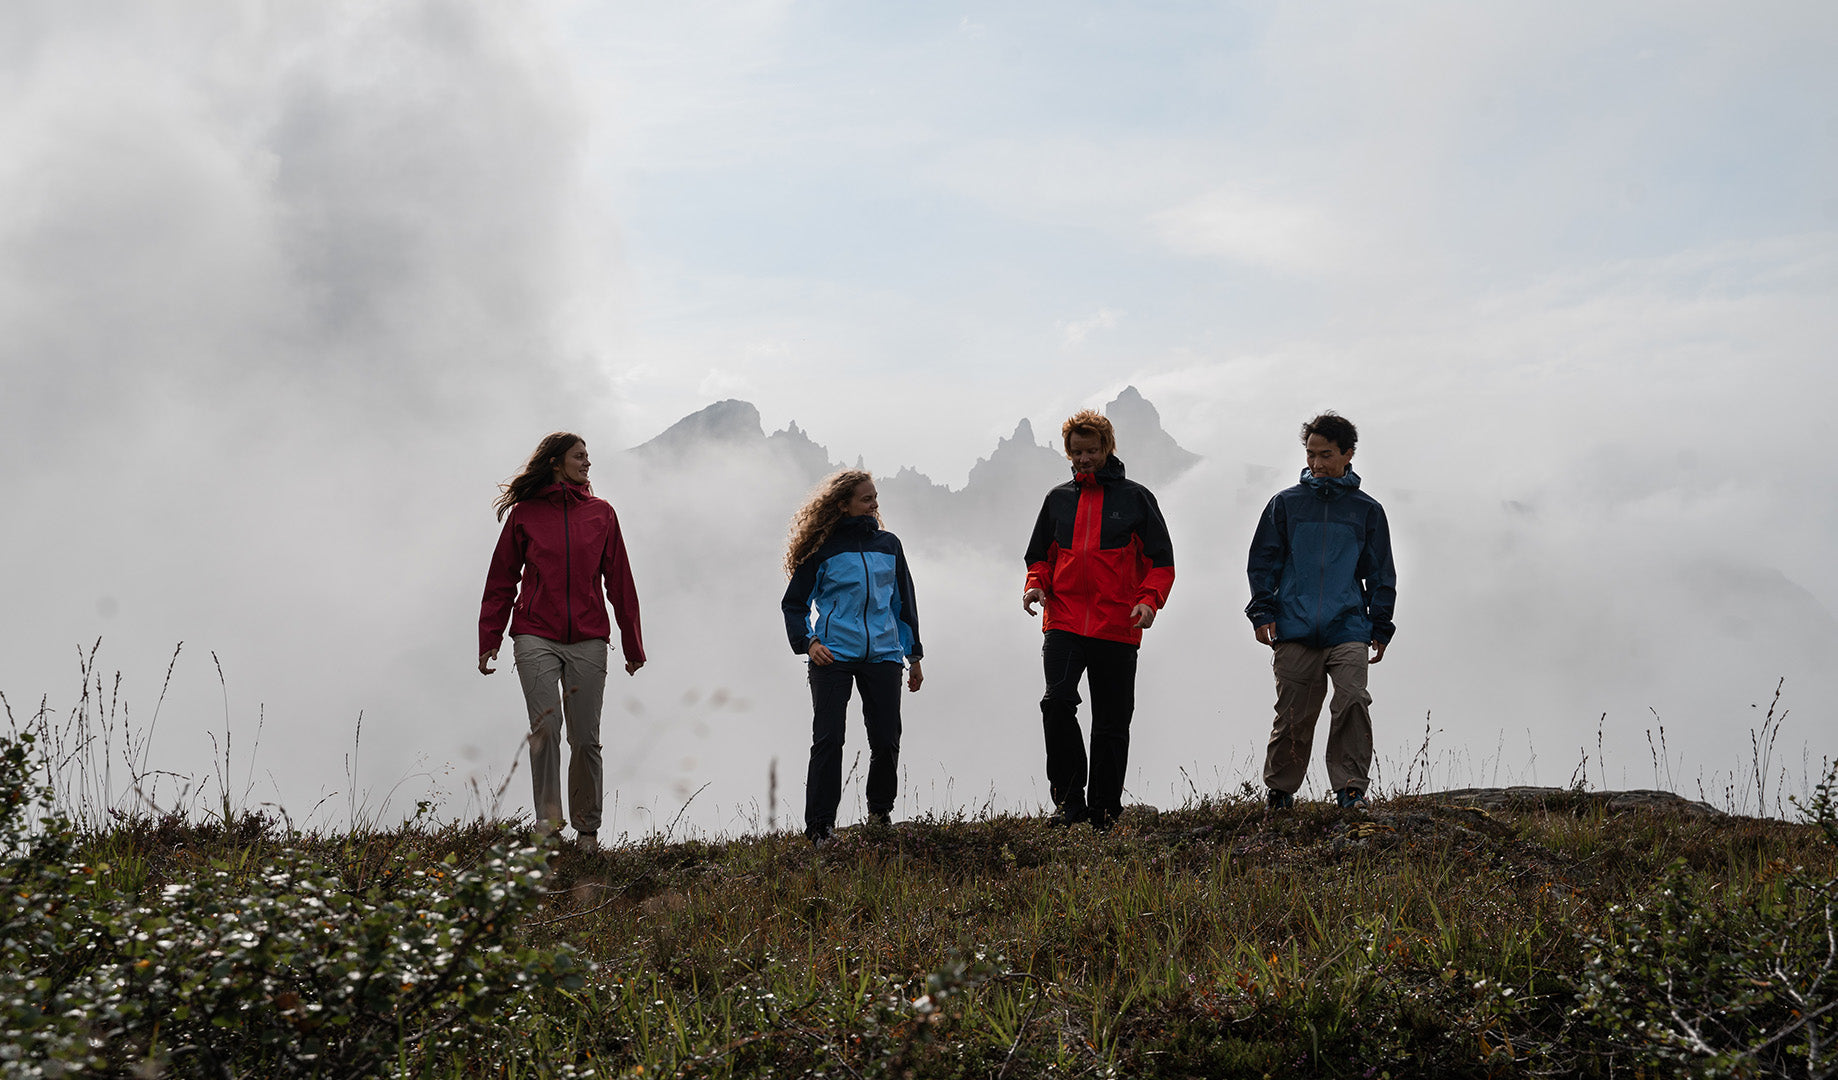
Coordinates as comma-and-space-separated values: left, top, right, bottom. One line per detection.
804, 660, 903, 837
1040, 629, 1138, 822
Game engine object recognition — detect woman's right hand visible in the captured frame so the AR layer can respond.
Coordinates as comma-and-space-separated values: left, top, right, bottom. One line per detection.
479, 649, 498, 675
1022, 588, 1045, 615
807, 641, 835, 666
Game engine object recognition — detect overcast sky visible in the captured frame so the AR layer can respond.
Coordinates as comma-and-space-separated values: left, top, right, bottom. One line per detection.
3, 2, 1834, 832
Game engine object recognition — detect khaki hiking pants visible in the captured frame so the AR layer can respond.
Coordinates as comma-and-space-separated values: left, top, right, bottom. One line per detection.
512, 634, 607, 833
1263, 640, 1372, 796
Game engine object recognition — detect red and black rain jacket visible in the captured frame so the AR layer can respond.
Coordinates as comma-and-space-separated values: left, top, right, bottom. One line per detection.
479, 482, 646, 662
1023, 455, 1175, 645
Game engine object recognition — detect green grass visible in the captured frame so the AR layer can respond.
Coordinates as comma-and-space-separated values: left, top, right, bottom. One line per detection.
34, 791, 1834, 1078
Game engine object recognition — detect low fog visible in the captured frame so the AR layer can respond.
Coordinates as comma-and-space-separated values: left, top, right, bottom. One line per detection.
3, 3, 1834, 835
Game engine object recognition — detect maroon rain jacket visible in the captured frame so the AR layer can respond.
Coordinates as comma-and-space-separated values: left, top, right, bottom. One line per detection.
478, 482, 646, 662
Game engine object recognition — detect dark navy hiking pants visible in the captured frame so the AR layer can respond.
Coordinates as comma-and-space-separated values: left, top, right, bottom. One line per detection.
1040, 629, 1139, 821
804, 660, 903, 837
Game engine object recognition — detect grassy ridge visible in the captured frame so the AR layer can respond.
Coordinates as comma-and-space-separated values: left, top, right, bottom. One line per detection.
47, 788, 1837, 1078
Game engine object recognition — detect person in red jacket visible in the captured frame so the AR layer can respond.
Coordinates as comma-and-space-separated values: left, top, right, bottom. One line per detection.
479, 432, 646, 850
1021, 410, 1175, 830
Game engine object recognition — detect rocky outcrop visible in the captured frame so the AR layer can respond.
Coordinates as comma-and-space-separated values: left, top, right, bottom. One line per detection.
624, 387, 1202, 552
1413, 787, 1725, 817
1103, 385, 1200, 488
630, 399, 764, 457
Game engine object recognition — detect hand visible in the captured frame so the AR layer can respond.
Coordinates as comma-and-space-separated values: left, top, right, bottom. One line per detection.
1131, 603, 1157, 629
625, 658, 645, 676
1022, 588, 1045, 615
907, 660, 924, 692
1255, 623, 1277, 648
1369, 641, 1387, 664
478, 649, 498, 675
808, 641, 835, 666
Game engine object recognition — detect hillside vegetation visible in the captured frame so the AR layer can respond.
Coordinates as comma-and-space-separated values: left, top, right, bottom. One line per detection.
4, 724, 1835, 1078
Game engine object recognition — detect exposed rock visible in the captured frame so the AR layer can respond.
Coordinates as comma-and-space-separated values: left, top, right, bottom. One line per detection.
961, 419, 1068, 499
1414, 787, 1725, 817
629, 399, 764, 459
1104, 385, 1200, 488
624, 389, 1203, 552
764, 420, 841, 485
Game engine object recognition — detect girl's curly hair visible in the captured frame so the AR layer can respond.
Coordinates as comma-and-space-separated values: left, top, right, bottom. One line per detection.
784, 469, 877, 577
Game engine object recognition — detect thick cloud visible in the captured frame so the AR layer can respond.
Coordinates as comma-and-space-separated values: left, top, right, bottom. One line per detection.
0, 1, 623, 823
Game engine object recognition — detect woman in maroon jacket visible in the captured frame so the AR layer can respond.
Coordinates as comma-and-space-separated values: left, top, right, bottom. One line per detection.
479, 432, 646, 850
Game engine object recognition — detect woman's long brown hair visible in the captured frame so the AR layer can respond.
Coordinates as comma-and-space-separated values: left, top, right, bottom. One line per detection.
494, 432, 585, 521
783, 469, 876, 577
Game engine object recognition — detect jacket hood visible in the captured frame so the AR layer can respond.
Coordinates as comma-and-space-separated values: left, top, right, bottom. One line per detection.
1300, 468, 1361, 498
1076, 454, 1128, 486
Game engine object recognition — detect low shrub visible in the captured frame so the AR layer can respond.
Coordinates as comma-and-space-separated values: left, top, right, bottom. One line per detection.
0, 728, 587, 1078
1572, 764, 1838, 1078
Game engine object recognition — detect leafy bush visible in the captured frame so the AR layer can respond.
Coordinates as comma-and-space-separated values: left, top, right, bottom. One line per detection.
0, 728, 587, 1078
1573, 764, 1838, 1078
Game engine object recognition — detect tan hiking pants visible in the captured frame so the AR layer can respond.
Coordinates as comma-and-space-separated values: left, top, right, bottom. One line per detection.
1263, 640, 1373, 796
512, 634, 607, 833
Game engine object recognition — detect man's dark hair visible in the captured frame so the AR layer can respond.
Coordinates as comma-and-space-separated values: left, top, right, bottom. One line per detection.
1300, 412, 1358, 454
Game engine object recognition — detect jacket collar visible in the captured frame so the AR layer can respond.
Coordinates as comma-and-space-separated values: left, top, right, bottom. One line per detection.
1075, 454, 1127, 487
539, 481, 593, 504
836, 513, 880, 536
1300, 468, 1361, 498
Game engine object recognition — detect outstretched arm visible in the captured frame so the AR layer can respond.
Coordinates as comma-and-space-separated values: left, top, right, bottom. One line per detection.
892, 539, 923, 664
1361, 502, 1397, 658
478, 515, 522, 671
1022, 497, 1056, 616
601, 509, 646, 672
780, 556, 822, 654
1133, 489, 1175, 627
1245, 495, 1287, 638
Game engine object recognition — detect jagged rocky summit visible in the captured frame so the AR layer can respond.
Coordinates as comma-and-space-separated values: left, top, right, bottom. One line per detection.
629, 386, 1200, 488
625, 387, 1202, 550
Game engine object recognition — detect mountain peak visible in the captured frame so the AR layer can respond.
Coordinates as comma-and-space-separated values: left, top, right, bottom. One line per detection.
631, 399, 763, 458
1104, 385, 1198, 486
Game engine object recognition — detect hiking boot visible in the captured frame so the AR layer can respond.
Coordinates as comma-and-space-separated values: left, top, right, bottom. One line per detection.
865, 810, 893, 828
1047, 804, 1090, 828
1089, 808, 1119, 833
1335, 787, 1370, 810
1267, 788, 1295, 810
575, 831, 599, 852
807, 826, 835, 847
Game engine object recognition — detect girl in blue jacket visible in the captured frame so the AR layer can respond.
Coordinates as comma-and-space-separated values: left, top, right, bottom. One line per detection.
780, 469, 924, 844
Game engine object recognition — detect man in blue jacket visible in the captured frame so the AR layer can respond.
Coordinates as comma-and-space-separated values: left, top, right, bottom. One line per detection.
1246, 412, 1397, 810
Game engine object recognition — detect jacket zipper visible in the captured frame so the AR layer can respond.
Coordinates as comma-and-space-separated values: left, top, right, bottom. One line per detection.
859, 547, 873, 657
1313, 489, 1329, 646
1078, 481, 1102, 637
564, 494, 574, 642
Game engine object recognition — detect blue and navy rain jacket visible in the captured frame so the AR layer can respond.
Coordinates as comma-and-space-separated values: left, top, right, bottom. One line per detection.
1245, 469, 1397, 648
781, 515, 922, 663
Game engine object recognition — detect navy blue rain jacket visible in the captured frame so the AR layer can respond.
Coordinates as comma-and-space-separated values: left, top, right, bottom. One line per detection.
1245, 469, 1397, 648
781, 516, 922, 663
